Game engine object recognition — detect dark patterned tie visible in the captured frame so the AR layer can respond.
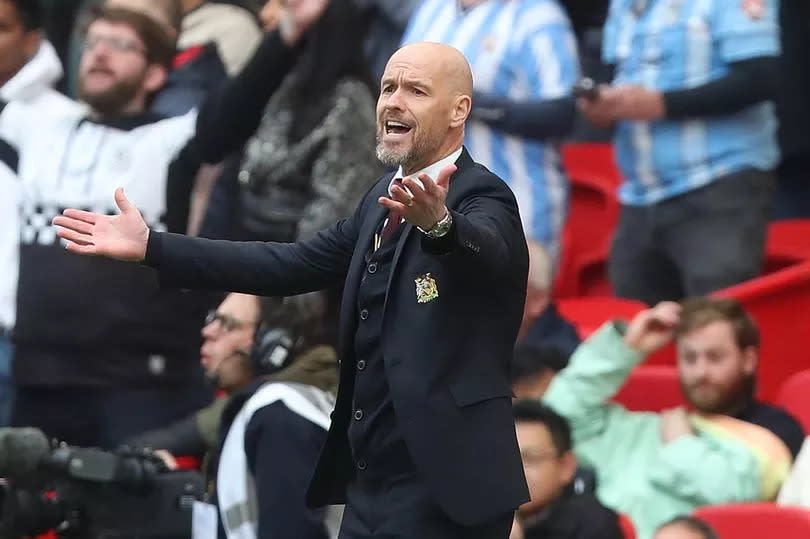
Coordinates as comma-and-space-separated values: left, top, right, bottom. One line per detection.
381, 178, 405, 242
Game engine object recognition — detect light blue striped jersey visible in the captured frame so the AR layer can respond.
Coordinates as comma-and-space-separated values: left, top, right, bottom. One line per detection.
603, 0, 780, 205
402, 0, 579, 260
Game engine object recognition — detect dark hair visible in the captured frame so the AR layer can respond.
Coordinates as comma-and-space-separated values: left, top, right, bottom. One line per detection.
9, 0, 43, 31
511, 344, 569, 384
513, 400, 572, 455
287, 0, 375, 141
657, 516, 719, 539
87, 6, 176, 69
258, 292, 329, 350
676, 297, 759, 351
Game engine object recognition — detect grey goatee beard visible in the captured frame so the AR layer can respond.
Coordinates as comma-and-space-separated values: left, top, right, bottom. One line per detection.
375, 128, 439, 173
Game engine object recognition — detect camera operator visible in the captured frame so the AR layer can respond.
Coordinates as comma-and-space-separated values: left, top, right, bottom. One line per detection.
130, 291, 340, 539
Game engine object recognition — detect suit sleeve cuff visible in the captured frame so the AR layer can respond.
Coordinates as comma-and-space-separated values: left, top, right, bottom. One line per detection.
143, 230, 163, 268
420, 213, 459, 255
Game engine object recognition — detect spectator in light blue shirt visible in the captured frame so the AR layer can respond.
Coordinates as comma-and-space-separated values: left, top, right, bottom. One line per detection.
402, 0, 580, 265
579, 0, 781, 305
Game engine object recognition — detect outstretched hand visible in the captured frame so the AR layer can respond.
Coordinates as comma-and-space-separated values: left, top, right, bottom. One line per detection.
52, 187, 150, 262
379, 164, 455, 231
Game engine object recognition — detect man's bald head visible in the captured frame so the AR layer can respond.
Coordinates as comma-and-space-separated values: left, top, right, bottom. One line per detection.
376, 42, 473, 174
389, 42, 473, 98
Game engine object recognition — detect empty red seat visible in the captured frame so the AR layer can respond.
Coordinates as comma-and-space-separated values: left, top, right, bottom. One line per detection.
556, 296, 647, 339
765, 219, 810, 274
694, 503, 810, 538
776, 370, 810, 434
613, 365, 685, 412
556, 144, 621, 298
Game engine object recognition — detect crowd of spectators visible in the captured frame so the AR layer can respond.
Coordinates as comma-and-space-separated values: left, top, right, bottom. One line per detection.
0, 0, 808, 537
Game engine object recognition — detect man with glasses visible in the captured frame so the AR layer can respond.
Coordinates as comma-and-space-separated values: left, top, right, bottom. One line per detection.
510, 400, 623, 539
3, 0, 330, 448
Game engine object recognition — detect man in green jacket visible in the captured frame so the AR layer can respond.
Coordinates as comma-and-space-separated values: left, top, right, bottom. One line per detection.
543, 298, 804, 539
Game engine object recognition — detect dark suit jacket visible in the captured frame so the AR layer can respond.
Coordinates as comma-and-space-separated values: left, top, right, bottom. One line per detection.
145, 147, 530, 525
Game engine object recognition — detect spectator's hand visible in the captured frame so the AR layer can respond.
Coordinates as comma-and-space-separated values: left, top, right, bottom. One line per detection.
604, 85, 666, 121
380, 164, 455, 231
577, 84, 616, 128
52, 187, 149, 262
260, 0, 283, 31
278, 0, 329, 46
153, 450, 179, 470
623, 301, 681, 356
509, 516, 525, 539
660, 407, 694, 443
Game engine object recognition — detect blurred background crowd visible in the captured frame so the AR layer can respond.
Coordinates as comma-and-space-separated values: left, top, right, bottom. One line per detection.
0, 0, 809, 538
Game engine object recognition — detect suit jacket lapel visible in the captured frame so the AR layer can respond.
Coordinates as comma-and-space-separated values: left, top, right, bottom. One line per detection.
338, 180, 391, 366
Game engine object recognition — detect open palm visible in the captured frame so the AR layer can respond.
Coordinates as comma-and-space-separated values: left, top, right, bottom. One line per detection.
52, 187, 150, 262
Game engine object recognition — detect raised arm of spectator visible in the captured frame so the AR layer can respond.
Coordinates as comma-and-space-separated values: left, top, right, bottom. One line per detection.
543, 303, 680, 442
193, 0, 329, 163
468, 19, 579, 140
542, 321, 644, 444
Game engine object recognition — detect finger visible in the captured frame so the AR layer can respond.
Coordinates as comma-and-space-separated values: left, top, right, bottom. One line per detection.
435, 164, 456, 190
52, 215, 93, 235
61, 208, 98, 225
114, 187, 134, 214
414, 174, 438, 197
390, 184, 415, 207
56, 226, 95, 246
63, 240, 97, 256
378, 196, 409, 214
403, 178, 431, 205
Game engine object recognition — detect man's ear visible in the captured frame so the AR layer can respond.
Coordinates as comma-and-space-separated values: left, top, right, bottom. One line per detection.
449, 94, 471, 128
21, 30, 42, 61
559, 450, 577, 486
143, 64, 168, 95
742, 346, 758, 376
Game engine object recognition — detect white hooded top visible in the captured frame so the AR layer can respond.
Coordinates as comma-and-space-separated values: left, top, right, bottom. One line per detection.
0, 40, 81, 329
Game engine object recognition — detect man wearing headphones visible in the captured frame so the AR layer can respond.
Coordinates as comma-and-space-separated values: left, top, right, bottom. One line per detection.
214, 292, 342, 539
128, 292, 341, 539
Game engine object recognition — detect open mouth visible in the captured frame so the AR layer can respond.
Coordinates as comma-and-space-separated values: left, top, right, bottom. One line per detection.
385, 120, 412, 136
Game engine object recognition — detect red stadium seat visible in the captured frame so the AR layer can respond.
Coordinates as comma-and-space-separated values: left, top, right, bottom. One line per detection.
174, 456, 202, 470
776, 370, 810, 434
556, 144, 621, 298
613, 365, 685, 412
765, 219, 810, 274
556, 296, 647, 339
694, 503, 810, 539
712, 261, 810, 401
618, 513, 636, 539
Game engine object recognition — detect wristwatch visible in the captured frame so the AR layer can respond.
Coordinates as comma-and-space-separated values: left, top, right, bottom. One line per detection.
419, 209, 453, 238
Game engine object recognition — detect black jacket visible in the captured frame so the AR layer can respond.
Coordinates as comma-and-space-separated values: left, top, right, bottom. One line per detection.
523, 491, 623, 539
144, 147, 530, 526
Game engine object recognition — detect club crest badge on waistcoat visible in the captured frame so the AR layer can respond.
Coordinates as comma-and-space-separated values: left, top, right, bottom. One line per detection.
415, 273, 439, 304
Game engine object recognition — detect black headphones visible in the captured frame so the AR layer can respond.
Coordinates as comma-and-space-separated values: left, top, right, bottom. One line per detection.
250, 324, 297, 376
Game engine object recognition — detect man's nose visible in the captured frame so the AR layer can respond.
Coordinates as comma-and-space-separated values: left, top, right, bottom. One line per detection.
386, 88, 406, 110
201, 321, 219, 338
